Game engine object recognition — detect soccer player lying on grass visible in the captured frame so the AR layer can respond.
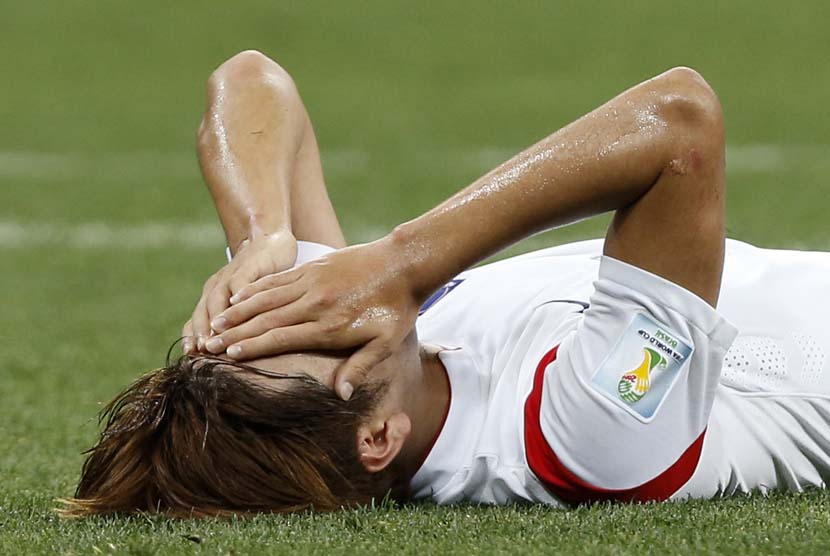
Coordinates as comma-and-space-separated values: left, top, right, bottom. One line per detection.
66, 51, 830, 517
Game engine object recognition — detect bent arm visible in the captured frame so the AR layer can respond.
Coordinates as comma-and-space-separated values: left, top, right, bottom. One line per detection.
391, 66, 724, 307
200, 51, 345, 253
218, 67, 726, 399
198, 51, 303, 255
185, 50, 345, 352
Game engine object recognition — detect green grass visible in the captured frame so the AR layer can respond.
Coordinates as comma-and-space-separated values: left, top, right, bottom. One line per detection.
2, 1, 830, 554
4, 494, 830, 556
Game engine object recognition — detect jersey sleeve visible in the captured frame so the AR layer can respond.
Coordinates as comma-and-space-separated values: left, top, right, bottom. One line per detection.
524, 256, 738, 503
226, 240, 337, 265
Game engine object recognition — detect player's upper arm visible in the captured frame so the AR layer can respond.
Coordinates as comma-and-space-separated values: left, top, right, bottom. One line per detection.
603, 67, 726, 308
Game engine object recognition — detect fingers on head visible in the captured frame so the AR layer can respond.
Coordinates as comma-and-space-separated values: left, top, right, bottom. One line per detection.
181, 320, 195, 354
212, 307, 294, 353
233, 269, 300, 304
228, 268, 260, 297
206, 283, 232, 326
190, 298, 211, 347
335, 341, 393, 401
221, 284, 304, 328
225, 323, 318, 360
193, 270, 224, 338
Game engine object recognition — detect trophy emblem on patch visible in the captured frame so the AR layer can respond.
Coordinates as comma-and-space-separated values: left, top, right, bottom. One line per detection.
617, 347, 667, 404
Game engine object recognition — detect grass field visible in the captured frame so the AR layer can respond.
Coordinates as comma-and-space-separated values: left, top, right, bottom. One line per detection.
3, 1, 830, 554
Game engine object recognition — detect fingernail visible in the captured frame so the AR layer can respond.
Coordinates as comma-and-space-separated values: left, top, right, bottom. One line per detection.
229, 294, 241, 304
205, 337, 224, 353
227, 345, 242, 358
182, 340, 194, 354
341, 382, 354, 401
197, 336, 206, 351
211, 316, 227, 332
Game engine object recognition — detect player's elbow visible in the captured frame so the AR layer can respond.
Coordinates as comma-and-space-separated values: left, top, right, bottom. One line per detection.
650, 67, 724, 140
207, 50, 298, 99
645, 67, 726, 194
199, 50, 299, 143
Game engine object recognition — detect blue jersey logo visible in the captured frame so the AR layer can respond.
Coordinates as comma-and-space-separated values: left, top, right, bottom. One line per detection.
418, 279, 465, 315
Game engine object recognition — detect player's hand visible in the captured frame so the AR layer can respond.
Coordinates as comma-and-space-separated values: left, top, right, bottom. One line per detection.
208, 238, 421, 400
182, 230, 298, 354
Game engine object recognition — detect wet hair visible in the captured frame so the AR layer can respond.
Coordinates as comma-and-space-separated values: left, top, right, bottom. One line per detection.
60, 355, 404, 517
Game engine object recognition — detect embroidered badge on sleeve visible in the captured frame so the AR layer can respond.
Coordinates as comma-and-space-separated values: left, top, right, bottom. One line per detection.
590, 313, 693, 422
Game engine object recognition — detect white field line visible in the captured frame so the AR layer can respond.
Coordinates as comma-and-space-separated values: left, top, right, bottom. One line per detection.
1, 144, 827, 250
0, 144, 827, 181
0, 221, 225, 249
3, 219, 826, 252
0, 221, 390, 250
0, 149, 372, 180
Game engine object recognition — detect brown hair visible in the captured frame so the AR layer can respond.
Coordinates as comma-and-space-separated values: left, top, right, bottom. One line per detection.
61, 355, 404, 518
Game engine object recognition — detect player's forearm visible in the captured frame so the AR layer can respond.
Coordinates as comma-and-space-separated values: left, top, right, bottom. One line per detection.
197, 61, 307, 253
390, 72, 692, 299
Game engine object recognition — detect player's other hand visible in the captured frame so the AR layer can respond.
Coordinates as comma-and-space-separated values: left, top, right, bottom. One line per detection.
209, 237, 421, 400
182, 230, 298, 355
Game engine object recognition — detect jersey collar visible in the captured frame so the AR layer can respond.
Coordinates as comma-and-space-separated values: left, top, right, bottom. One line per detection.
409, 344, 484, 500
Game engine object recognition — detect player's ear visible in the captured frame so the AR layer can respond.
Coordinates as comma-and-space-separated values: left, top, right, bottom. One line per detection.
356, 412, 411, 473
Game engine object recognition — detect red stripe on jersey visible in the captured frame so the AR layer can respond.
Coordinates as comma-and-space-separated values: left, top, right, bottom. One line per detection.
524, 345, 705, 504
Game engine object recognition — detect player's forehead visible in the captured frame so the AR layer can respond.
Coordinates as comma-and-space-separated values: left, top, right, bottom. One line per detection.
245, 351, 343, 390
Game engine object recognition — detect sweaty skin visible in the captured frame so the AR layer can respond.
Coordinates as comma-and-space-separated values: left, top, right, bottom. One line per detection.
182, 51, 345, 354
213, 65, 726, 400
184, 50, 450, 479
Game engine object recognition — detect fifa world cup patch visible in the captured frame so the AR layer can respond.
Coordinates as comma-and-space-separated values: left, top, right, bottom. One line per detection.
590, 313, 693, 422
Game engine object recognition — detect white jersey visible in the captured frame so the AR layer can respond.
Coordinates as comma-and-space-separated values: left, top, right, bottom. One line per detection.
406, 238, 830, 505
